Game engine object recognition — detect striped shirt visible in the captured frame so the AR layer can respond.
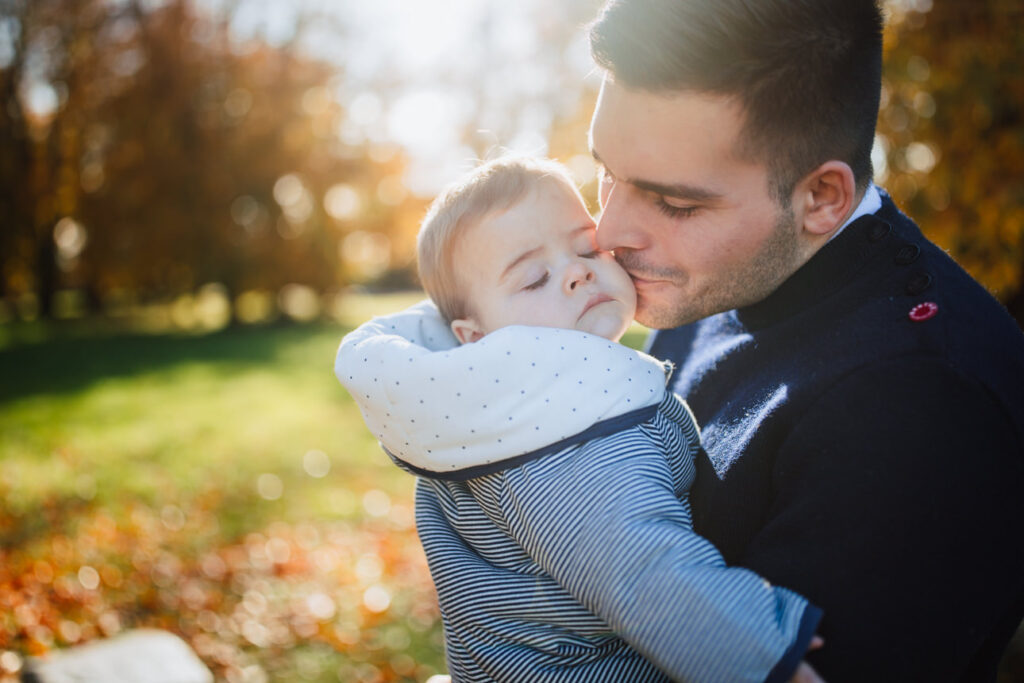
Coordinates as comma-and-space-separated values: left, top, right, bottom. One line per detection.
409, 394, 818, 682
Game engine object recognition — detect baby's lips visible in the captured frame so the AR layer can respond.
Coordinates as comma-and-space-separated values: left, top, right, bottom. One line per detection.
580, 293, 613, 318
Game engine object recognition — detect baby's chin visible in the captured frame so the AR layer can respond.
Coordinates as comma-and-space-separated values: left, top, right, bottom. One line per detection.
577, 311, 633, 342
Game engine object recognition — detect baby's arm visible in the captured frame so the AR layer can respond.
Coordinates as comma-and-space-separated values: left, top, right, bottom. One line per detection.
488, 423, 821, 683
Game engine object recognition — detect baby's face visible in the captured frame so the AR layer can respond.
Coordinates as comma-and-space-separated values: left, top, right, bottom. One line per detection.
450, 180, 637, 343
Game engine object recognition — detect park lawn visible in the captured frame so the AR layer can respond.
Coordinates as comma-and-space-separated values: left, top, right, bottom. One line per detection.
1, 310, 411, 535
0, 292, 651, 682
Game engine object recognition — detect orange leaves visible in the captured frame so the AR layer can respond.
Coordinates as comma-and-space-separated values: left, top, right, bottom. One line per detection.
1, 499, 443, 681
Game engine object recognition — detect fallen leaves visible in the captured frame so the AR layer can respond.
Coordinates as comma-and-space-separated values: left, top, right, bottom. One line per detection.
0, 497, 443, 682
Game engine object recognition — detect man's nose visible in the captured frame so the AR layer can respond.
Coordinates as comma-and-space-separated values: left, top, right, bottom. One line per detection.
596, 183, 645, 252
565, 261, 595, 292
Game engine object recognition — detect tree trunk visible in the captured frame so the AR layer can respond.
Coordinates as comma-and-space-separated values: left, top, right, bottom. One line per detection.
34, 225, 57, 319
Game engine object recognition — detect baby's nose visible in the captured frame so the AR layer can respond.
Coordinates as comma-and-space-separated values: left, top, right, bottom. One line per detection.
567, 267, 595, 291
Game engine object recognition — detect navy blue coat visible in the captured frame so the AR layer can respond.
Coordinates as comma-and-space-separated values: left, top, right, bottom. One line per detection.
650, 193, 1024, 682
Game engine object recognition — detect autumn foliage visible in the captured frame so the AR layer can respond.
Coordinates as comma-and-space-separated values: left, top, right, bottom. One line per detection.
877, 1, 1024, 322
0, 0, 426, 323
0, 498, 441, 681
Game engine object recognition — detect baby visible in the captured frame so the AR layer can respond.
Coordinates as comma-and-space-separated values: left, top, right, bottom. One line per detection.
337, 157, 821, 682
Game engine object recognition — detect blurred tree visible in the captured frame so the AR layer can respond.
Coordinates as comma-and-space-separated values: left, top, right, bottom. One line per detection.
0, 0, 417, 321
459, 0, 603, 162
0, 0, 105, 318
78, 0, 351, 308
878, 0, 1024, 325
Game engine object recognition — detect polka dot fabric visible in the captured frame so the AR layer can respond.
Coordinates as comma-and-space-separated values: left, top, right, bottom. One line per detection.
336, 299, 668, 474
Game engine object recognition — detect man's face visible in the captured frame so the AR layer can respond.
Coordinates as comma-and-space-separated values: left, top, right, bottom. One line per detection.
451, 180, 637, 343
589, 77, 804, 329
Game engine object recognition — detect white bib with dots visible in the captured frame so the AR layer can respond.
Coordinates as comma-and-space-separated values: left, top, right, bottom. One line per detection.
337, 299, 669, 474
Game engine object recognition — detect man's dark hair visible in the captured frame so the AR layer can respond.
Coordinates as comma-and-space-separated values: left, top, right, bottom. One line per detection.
589, 0, 884, 202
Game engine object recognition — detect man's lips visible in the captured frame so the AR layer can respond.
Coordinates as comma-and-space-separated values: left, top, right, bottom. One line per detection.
580, 293, 613, 318
627, 271, 673, 288
628, 273, 659, 288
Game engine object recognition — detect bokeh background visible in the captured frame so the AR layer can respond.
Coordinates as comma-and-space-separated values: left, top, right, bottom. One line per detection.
1, 0, 1022, 681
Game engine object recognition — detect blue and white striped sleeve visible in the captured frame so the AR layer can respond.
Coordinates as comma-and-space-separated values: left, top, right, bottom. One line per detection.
495, 428, 822, 683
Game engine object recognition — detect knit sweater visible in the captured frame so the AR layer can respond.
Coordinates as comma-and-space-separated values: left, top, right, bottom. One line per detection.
649, 192, 1024, 682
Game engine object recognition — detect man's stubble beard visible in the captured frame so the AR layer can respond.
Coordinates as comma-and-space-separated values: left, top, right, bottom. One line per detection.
621, 202, 801, 329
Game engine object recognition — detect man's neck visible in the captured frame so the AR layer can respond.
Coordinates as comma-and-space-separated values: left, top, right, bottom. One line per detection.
782, 182, 883, 307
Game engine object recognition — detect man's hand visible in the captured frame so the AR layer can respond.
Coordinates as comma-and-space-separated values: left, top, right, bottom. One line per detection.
789, 636, 825, 683
789, 661, 825, 683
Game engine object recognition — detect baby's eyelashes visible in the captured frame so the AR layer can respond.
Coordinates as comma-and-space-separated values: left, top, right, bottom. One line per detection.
522, 272, 550, 291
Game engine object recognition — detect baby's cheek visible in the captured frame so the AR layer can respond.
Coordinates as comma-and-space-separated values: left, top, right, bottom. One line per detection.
512, 301, 561, 329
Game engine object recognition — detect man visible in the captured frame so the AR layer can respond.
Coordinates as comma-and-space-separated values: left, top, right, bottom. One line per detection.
588, 0, 1024, 680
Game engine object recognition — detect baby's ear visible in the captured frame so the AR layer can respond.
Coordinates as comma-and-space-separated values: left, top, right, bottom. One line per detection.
450, 318, 484, 344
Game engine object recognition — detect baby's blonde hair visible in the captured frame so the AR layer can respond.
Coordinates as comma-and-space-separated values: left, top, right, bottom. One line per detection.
417, 156, 585, 323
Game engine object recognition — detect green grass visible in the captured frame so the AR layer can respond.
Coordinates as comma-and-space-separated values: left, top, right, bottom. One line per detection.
1, 322, 405, 535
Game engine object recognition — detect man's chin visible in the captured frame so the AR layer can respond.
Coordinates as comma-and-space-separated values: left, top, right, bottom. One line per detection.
634, 301, 701, 330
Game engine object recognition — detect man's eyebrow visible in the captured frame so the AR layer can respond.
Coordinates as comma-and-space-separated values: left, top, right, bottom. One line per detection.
633, 178, 721, 202
591, 149, 721, 203
499, 246, 543, 283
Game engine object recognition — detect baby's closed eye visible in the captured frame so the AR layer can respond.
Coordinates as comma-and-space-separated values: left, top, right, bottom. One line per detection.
523, 272, 550, 291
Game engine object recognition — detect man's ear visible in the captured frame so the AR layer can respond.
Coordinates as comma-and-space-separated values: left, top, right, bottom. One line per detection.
797, 160, 857, 238
450, 318, 485, 345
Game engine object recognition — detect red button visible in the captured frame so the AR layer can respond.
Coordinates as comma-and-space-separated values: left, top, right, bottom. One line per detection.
909, 301, 939, 322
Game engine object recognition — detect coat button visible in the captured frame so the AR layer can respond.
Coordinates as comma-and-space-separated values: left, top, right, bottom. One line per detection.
868, 221, 892, 242
894, 243, 921, 265
909, 302, 939, 322
906, 271, 933, 295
